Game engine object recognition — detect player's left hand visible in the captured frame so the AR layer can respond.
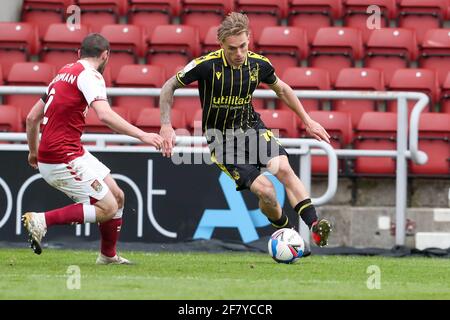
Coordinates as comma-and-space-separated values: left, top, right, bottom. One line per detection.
305, 119, 331, 143
28, 152, 38, 169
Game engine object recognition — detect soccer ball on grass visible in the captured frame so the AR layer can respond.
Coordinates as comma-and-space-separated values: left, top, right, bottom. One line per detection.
268, 228, 305, 264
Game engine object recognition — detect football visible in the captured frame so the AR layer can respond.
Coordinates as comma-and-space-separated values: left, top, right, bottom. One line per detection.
268, 228, 305, 264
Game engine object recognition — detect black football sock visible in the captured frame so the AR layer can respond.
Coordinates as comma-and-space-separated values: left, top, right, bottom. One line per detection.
268, 213, 292, 229
294, 198, 318, 229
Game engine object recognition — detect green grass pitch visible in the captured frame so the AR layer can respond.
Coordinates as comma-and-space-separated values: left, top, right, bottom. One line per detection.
1, 248, 450, 299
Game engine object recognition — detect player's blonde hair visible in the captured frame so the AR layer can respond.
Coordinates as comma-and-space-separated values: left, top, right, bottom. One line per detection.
217, 12, 250, 43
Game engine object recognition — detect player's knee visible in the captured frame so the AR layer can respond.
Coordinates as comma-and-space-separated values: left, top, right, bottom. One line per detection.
103, 198, 119, 219
115, 188, 125, 209
276, 164, 295, 184
276, 165, 297, 186
109, 200, 119, 216
94, 198, 118, 222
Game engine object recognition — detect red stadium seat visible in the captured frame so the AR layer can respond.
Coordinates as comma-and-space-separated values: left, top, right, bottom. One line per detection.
76, 0, 122, 33
300, 110, 352, 173
146, 25, 200, 78
102, 66, 112, 87
127, 0, 180, 36
309, 27, 364, 84
202, 26, 220, 54
0, 22, 39, 81
0, 105, 22, 133
343, 0, 397, 41
190, 108, 203, 135
288, 0, 343, 43
180, 0, 234, 42
354, 112, 397, 175
173, 96, 202, 130
278, 67, 331, 112
235, 0, 288, 41
135, 108, 186, 133
114, 64, 165, 87
409, 112, 450, 175
387, 69, 438, 114
441, 73, 450, 114
21, 0, 72, 39
100, 24, 145, 81
202, 26, 255, 54
40, 23, 90, 71
364, 28, 418, 85
398, 0, 448, 43
257, 109, 297, 138
4, 62, 55, 126
419, 29, 450, 85
256, 27, 308, 78
84, 106, 129, 133
113, 64, 165, 123
201, 26, 218, 54
251, 84, 266, 110
6, 62, 54, 85
304, 111, 353, 145
333, 68, 385, 127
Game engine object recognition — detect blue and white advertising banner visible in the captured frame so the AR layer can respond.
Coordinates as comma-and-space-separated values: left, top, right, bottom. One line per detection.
0, 150, 299, 244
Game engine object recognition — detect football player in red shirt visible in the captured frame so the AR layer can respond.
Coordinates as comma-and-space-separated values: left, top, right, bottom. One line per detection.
24, 33, 163, 264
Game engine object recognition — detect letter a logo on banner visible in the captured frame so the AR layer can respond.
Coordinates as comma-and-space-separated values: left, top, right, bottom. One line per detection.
193, 172, 285, 243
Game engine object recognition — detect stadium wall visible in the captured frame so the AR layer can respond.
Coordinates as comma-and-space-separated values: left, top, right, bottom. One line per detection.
0, 150, 292, 244
1, 149, 449, 249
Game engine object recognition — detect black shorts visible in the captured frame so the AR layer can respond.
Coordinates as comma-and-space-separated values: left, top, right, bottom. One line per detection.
209, 122, 288, 191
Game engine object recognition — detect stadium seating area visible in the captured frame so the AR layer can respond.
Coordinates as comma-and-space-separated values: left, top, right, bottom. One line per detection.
0, 0, 449, 176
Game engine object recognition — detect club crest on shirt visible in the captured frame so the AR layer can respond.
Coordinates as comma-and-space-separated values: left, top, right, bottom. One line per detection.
91, 179, 103, 193
250, 68, 258, 82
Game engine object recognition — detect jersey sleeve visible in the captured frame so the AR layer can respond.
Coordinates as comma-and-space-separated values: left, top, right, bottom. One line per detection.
77, 68, 108, 106
259, 59, 278, 85
176, 59, 202, 86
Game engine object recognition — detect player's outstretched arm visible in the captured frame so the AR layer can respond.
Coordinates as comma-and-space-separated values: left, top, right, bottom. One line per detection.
26, 99, 45, 169
91, 100, 163, 149
159, 76, 183, 158
269, 78, 330, 143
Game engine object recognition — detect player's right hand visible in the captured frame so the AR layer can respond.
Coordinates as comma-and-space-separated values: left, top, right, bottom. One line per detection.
160, 124, 176, 158
28, 153, 38, 169
140, 133, 164, 150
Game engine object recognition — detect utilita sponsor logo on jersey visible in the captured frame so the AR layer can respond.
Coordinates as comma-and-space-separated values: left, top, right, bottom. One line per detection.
212, 94, 252, 106
48, 71, 77, 87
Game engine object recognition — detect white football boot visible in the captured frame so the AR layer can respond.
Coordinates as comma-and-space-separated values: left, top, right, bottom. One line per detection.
96, 253, 133, 265
22, 212, 47, 255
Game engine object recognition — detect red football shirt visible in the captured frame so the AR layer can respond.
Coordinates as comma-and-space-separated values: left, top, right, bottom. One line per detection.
38, 60, 107, 164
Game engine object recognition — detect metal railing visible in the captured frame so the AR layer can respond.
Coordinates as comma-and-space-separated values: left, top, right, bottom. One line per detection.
0, 86, 430, 245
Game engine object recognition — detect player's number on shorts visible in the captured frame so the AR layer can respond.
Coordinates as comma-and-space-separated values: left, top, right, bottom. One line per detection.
42, 88, 56, 125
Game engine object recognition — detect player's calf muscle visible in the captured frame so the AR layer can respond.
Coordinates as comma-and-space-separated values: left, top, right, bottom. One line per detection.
252, 182, 277, 207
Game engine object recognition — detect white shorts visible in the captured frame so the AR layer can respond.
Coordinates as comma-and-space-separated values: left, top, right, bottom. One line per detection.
38, 150, 111, 204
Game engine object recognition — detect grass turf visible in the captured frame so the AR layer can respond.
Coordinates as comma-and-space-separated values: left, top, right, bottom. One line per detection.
1, 248, 449, 300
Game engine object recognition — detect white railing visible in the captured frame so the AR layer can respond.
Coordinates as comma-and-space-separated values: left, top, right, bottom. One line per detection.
0, 86, 429, 245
